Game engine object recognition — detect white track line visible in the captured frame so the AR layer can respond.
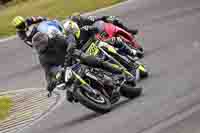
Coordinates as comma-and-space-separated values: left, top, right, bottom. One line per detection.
0, 88, 44, 95
0, 36, 17, 43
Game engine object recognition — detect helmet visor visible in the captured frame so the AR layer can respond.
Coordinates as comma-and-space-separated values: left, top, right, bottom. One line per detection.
16, 22, 26, 30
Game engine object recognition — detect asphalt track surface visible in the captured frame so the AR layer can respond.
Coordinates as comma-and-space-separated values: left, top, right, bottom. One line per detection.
1, 0, 200, 132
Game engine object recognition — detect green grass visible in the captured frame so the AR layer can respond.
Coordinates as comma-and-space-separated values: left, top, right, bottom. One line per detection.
0, 96, 13, 121
0, 0, 123, 37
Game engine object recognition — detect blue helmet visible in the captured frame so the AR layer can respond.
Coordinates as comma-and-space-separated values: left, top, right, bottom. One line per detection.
37, 20, 65, 38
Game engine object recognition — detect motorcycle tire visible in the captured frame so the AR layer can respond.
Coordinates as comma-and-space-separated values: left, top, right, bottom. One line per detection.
120, 84, 143, 99
75, 87, 112, 113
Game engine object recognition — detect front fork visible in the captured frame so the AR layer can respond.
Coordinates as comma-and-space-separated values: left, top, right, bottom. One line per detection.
72, 72, 99, 96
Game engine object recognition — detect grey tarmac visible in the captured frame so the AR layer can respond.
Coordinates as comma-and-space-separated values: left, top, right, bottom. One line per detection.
1, 0, 200, 132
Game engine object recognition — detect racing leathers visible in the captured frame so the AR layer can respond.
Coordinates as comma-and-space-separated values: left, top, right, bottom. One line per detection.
17, 16, 47, 47
69, 15, 138, 35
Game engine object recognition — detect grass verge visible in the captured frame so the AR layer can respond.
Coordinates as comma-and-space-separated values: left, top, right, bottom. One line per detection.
0, 0, 123, 37
0, 96, 13, 121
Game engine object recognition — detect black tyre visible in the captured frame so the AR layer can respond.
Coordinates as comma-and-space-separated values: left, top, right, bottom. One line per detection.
75, 87, 111, 113
120, 84, 143, 99
140, 69, 149, 79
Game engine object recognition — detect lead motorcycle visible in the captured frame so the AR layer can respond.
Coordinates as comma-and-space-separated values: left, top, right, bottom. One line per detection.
54, 54, 142, 114
53, 38, 145, 113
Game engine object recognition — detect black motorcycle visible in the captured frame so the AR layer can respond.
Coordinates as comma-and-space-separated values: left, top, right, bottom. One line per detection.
55, 61, 142, 113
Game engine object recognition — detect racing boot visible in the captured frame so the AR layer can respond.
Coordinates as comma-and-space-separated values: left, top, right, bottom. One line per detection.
129, 48, 144, 59
115, 38, 144, 59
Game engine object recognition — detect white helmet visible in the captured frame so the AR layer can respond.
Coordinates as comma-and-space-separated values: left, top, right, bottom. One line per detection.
63, 20, 80, 39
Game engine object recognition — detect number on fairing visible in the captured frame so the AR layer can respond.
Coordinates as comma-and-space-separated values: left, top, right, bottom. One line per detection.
86, 42, 99, 56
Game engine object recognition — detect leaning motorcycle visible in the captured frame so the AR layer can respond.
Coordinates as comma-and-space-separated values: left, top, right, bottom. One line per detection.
36, 20, 143, 113
54, 38, 144, 113
55, 58, 142, 113
81, 36, 149, 81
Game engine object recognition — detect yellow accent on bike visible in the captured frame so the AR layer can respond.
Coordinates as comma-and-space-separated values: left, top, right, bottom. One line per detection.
138, 64, 145, 72
124, 70, 133, 76
107, 45, 117, 54
74, 73, 87, 85
75, 30, 80, 39
111, 64, 120, 69
98, 41, 117, 54
111, 64, 132, 76
86, 42, 99, 56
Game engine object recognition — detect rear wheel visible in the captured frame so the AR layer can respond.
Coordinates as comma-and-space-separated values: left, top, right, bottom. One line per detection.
120, 84, 143, 99
75, 87, 111, 113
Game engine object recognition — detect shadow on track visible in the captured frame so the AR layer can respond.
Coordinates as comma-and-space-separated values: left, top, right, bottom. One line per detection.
112, 94, 145, 110
45, 98, 137, 132
112, 98, 132, 110
45, 112, 101, 132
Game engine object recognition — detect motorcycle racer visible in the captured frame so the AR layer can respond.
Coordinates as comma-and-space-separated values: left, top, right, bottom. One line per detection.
12, 16, 48, 47
68, 13, 143, 50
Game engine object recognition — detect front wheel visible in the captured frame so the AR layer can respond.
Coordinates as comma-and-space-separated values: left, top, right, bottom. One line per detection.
75, 87, 111, 113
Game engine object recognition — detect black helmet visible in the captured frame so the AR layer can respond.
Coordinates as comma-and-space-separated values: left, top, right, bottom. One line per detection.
32, 32, 49, 53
